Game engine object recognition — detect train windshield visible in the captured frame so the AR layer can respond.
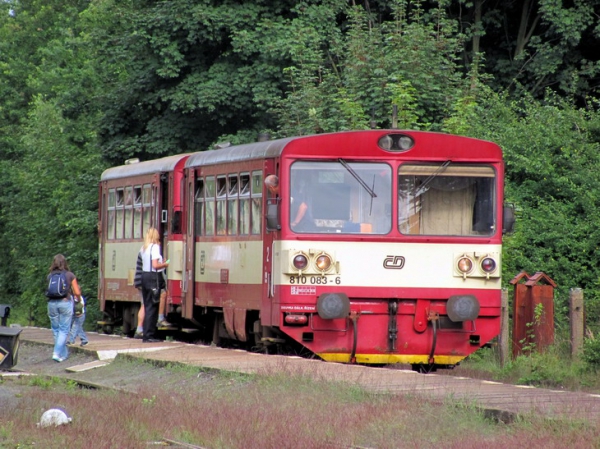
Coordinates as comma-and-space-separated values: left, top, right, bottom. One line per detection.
290, 161, 392, 234
398, 164, 496, 236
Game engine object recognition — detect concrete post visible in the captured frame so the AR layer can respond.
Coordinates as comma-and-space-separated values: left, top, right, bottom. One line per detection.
569, 288, 584, 359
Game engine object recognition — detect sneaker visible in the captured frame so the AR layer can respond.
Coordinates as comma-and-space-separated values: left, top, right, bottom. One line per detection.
80, 341, 88, 347
158, 319, 174, 328
134, 332, 143, 339
52, 355, 65, 363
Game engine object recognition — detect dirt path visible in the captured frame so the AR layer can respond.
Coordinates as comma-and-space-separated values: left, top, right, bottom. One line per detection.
1, 341, 218, 410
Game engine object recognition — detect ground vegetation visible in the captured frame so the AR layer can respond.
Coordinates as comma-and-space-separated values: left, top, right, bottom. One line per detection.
1, 343, 599, 448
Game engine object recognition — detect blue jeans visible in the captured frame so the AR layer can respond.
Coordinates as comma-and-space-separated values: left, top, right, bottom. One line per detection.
68, 313, 88, 344
48, 298, 74, 359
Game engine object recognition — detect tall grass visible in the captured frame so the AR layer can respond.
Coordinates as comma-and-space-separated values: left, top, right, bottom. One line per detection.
453, 338, 600, 392
1, 357, 599, 449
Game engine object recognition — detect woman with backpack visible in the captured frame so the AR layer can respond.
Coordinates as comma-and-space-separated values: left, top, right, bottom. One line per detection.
46, 254, 82, 362
139, 228, 169, 343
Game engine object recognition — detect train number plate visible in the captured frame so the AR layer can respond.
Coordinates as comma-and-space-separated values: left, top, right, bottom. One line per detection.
288, 275, 341, 285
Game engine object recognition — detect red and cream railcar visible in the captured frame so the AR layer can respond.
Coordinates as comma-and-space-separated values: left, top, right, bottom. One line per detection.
98, 154, 189, 334
179, 130, 513, 369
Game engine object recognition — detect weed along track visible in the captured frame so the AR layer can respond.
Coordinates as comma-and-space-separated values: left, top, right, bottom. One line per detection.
10, 326, 600, 424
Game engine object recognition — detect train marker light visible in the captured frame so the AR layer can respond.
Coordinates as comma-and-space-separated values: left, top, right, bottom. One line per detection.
315, 254, 332, 272
457, 256, 473, 279
480, 257, 497, 273
293, 254, 309, 271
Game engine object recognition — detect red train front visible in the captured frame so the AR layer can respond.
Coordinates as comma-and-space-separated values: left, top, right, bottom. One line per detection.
176, 130, 512, 370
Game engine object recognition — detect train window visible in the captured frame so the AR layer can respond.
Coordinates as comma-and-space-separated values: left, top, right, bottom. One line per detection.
134, 187, 142, 205
116, 188, 124, 207
398, 164, 496, 236
205, 176, 216, 236
239, 173, 250, 235
217, 176, 227, 197
240, 173, 250, 195
251, 171, 262, 234
142, 184, 152, 237
227, 174, 239, 235
290, 161, 392, 234
124, 186, 133, 239
116, 188, 125, 239
133, 186, 142, 238
195, 178, 205, 236
216, 176, 227, 235
107, 188, 116, 240
228, 174, 238, 196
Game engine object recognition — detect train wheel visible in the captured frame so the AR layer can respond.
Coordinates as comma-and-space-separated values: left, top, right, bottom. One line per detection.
122, 304, 140, 336
211, 315, 223, 347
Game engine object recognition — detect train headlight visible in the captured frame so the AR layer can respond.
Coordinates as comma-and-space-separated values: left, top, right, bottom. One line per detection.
457, 257, 473, 274
293, 254, 309, 271
481, 257, 497, 273
315, 254, 332, 272
378, 133, 415, 152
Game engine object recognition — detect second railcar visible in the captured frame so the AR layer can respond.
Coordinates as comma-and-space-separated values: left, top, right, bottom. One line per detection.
98, 154, 189, 334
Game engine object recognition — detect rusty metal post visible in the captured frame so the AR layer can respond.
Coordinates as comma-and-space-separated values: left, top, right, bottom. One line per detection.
509, 271, 556, 357
499, 288, 510, 367
528, 273, 555, 352
569, 288, 584, 360
510, 271, 532, 358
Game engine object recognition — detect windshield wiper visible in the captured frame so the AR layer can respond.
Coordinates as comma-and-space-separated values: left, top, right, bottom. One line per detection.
413, 160, 452, 197
338, 158, 377, 199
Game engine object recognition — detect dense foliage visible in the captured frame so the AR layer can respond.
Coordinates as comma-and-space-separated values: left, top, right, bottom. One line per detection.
1, 0, 600, 336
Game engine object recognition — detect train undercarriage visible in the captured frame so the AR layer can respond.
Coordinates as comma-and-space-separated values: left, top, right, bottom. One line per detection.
98, 299, 481, 373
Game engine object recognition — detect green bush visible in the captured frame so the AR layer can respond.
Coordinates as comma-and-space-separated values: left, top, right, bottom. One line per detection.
582, 337, 600, 369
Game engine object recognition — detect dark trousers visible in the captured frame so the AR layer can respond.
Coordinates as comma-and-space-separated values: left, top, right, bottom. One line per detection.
141, 272, 162, 340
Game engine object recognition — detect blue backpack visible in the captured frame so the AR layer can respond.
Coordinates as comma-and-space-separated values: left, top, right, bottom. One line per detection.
46, 271, 68, 299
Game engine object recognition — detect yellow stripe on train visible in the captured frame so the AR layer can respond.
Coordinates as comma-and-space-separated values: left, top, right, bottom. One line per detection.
318, 353, 467, 365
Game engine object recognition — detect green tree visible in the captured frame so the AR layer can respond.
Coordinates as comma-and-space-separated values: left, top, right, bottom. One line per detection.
443, 0, 600, 101
275, 0, 469, 135
4, 97, 102, 325
0, 0, 106, 324
94, 0, 319, 163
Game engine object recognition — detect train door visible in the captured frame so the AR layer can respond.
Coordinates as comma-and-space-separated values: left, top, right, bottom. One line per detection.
262, 161, 278, 326
160, 173, 169, 269
182, 170, 196, 319
98, 183, 106, 311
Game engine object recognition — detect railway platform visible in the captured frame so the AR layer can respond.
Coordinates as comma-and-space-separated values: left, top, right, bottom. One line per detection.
9, 326, 600, 423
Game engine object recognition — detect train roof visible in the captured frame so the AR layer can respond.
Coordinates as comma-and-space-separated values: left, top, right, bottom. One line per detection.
100, 154, 191, 181
185, 137, 296, 168
101, 131, 502, 180
185, 130, 502, 168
